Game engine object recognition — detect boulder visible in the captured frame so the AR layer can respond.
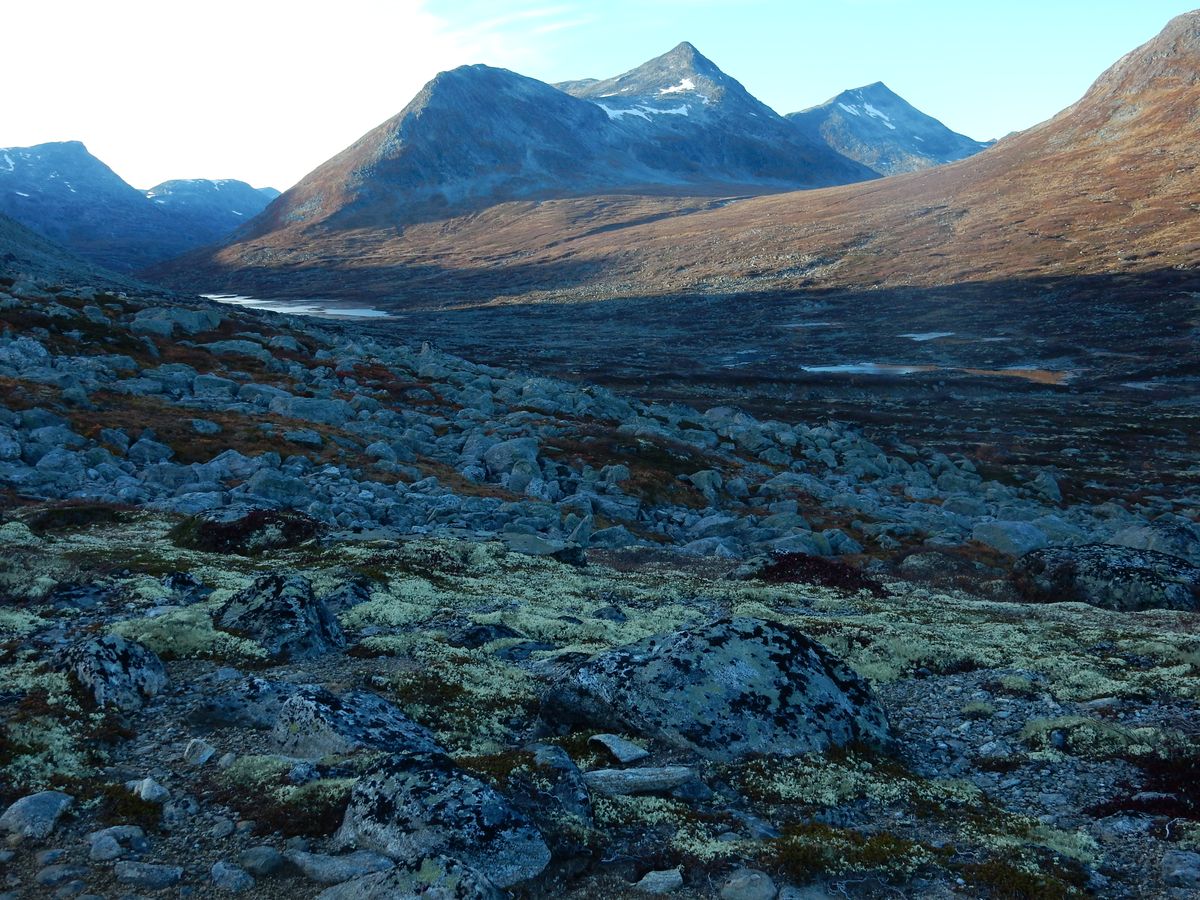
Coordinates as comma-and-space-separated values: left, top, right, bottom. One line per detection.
1013, 544, 1200, 612
272, 687, 442, 758
335, 752, 551, 888
316, 856, 501, 900
0, 791, 73, 840
270, 396, 354, 427
972, 520, 1049, 557
483, 438, 539, 478
284, 849, 394, 885
1107, 519, 1200, 566
541, 617, 890, 761
216, 574, 345, 660
64, 635, 166, 710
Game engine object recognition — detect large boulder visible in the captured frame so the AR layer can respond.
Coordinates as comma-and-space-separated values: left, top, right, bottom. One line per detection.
971, 520, 1049, 557
216, 574, 345, 660
1012, 544, 1200, 612
316, 856, 501, 900
64, 635, 167, 710
335, 753, 551, 888
1106, 519, 1200, 566
541, 617, 890, 761
273, 687, 442, 758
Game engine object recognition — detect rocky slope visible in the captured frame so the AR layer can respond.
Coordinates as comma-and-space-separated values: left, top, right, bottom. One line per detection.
0, 142, 275, 272
0, 272, 1198, 898
786, 82, 989, 175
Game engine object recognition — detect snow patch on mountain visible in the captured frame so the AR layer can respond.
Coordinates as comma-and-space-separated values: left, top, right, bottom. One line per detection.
660, 77, 696, 94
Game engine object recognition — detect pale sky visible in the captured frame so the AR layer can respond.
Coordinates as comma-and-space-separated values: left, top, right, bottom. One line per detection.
4, 1, 1195, 191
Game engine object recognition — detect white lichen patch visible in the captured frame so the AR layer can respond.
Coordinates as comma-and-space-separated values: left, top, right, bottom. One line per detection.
112, 605, 267, 661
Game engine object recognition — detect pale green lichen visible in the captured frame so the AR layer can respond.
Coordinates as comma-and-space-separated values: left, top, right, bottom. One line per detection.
112, 605, 266, 661
1018, 716, 1186, 760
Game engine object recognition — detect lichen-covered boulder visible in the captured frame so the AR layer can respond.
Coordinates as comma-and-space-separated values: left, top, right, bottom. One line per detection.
1013, 544, 1200, 612
216, 574, 344, 660
316, 856, 501, 900
335, 753, 551, 888
64, 634, 167, 710
273, 687, 443, 758
541, 617, 890, 761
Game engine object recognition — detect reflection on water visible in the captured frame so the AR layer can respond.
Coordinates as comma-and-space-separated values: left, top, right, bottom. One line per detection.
801, 362, 1073, 384
203, 294, 393, 319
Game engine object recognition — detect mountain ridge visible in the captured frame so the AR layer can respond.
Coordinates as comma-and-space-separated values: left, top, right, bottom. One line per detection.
0, 141, 276, 272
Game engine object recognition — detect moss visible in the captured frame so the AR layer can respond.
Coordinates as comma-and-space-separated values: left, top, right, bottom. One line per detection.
27, 502, 131, 535
168, 509, 321, 556
962, 700, 997, 720
767, 822, 942, 881
957, 858, 1086, 899
212, 755, 356, 836
1018, 716, 1184, 760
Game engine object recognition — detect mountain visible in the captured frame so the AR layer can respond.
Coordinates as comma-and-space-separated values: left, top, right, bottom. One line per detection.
157, 42, 876, 289
144, 178, 279, 247
0, 141, 276, 272
786, 82, 989, 175
557, 42, 875, 187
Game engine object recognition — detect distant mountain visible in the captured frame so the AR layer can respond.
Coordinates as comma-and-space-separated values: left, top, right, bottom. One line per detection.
0, 141, 276, 272
558, 42, 875, 187
144, 179, 280, 246
159, 42, 876, 288
787, 82, 989, 175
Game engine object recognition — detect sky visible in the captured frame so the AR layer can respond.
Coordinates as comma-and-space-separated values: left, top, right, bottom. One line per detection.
3, 0, 1195, 191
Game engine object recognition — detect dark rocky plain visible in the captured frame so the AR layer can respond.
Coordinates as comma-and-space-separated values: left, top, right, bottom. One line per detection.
0, 271, 1198, 899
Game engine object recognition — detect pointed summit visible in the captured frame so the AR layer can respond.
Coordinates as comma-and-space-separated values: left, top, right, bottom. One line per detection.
560, 41, 747, 108
787, 83, 987, 175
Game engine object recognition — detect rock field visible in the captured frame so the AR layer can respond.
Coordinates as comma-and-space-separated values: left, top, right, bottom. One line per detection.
1, 276, 1198, 898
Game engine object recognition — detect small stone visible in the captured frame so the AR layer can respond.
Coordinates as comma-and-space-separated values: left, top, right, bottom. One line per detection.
183, 738, 217, 766
114, 861, 183, 889
35, 865, 89, 887
634, 868, 684, 894
210, 817, 236, 839
720, 868, 777, 900
237, 846, 284, 877
89, 833, 123, 861
588, 733, 650, 764
35, 849, 66, 866
211, 861, 255, 893
0, 791, 73, 840
126, 777, 169, 804
582, 766, 695, 796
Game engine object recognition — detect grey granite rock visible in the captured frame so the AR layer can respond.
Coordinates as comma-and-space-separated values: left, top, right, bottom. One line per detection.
542, 617, 890, 761
335, 752, 550, 888
63, 634, 166, 710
